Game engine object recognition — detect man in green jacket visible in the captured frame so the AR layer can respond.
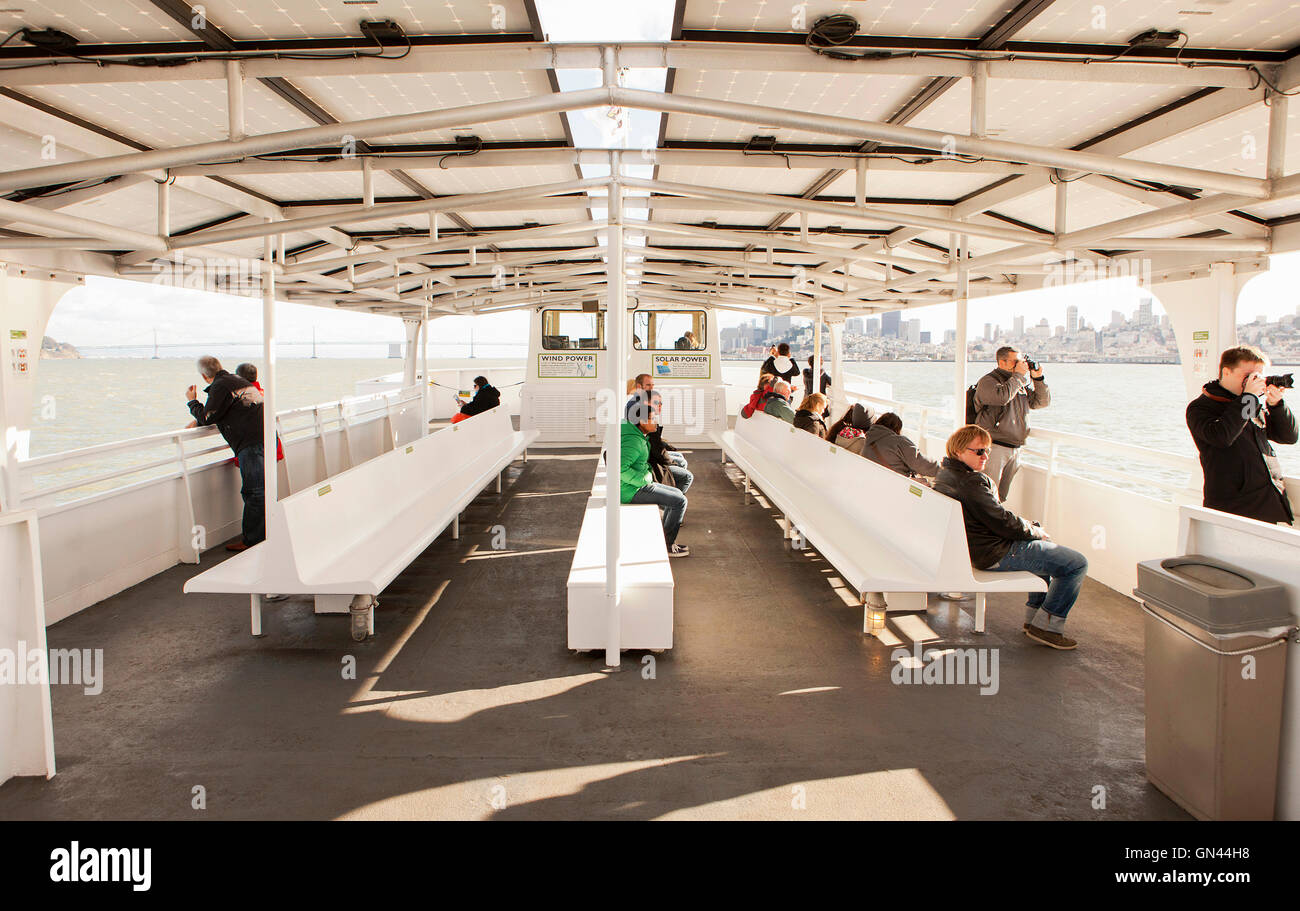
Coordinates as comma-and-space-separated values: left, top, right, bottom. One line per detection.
620, 391, 690, 557
761, 380, 797, 423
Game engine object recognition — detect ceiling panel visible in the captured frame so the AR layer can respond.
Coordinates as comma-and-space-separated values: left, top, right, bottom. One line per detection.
682, 0, 1016, 38
1016, 0, 1300, 51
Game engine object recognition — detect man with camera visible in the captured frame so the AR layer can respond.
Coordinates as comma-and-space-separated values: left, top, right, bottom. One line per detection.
1187, 345, 1297, 526
972, 346, 1051, 500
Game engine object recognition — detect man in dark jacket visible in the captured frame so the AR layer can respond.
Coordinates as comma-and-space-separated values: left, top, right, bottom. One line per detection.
1186, 345, 1297, 525
973, 346, 1050, 500
802, 356, 831, 399
934, 424, 1087, 650
759, 343, 800, 385
186, 355, 266, 551
454, 375, 501, 422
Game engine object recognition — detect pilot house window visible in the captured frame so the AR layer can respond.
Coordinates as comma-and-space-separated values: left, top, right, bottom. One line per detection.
633, 310, 707, 350
541, 310, 605, 350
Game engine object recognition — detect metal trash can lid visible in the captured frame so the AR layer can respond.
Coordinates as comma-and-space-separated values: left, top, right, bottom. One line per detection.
1134, 555, 1293, 636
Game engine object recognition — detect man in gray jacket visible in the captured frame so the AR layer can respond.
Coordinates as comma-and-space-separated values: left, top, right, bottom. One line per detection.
860, 413, 941, 481
973, 346, 1050, 500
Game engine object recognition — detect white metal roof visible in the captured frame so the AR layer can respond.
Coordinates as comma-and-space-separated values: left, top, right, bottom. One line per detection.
0, 0, 1296, 321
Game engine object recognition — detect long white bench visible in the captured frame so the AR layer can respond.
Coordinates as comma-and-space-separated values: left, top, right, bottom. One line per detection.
567, 460, 674, 652
184, 406, 537, 640
711, 412, 1045, 633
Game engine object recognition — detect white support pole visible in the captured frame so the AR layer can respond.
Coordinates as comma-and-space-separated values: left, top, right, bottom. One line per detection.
604, 150, 626, 669
421, 304, 430, 435
362, 157, 375, 209
226, 61, 245, 143
970, 61, 988, 139
262, 228, 278, 535
430, 211, 439, 242
828, 320, 845, 419
1211, 261, 1238, 352
952, 233, 969, 429
813, 300, 823, 404
157, 180, 170, 239
855, 157, 867, 208
1054, 173, 1067, 237
1267, 91, 1290, 182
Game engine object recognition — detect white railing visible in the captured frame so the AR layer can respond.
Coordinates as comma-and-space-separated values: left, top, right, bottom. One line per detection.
17, 385, 424, 510
840, 389, 1201, 504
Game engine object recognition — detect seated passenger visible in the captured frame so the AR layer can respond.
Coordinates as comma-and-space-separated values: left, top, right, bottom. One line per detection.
793, 393, 830, 438
451, 375, 499, 424
934, 424, 1087, 650
829, 402, 877, 455
760, 380, 797, 423
622, 390, 690, 558
646, 391, 692, 492
860, 412, 940, 481
741, 373, 775, 419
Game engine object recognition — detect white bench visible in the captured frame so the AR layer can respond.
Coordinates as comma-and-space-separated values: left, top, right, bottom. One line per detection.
711, 412, 1045, 633
184, 406, 537, 640
567, 461, 674, 652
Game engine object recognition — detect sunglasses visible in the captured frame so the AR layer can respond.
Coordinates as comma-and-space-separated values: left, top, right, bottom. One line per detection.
968, 447, 990, 457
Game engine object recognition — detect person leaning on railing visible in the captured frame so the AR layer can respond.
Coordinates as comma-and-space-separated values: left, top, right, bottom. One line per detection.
934, 424, 1088, 651
1186, 344, 1298, 526
793, 393, 829, 438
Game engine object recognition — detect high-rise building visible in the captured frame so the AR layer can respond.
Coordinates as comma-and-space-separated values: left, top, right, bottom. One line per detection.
1065, 305, 1078, 335
846, 317, 864, 335
865, 317, 880, 337
984, 323, 993, 341
943, 329, 957, 344
771, 315, 792, 336
1013, 315, 1025, 337
920, 331, 931, 344
882, 311, 901, 339
1111, 310, 1125, 329
1138, 298, 1153, 327
905, 319, 922, 344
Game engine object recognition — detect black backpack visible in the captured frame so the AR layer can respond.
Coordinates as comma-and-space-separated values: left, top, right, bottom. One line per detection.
964, 384, 978, 425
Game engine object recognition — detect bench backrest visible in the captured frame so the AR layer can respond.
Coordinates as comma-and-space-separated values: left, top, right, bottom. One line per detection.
735, 413, 974, 583
274, 407, 516, 581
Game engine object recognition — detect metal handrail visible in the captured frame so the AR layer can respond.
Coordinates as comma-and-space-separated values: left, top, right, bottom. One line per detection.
17, 385, 424, 505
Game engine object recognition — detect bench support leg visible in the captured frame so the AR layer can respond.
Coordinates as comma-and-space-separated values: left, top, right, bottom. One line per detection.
496, 471, 503, 494
453, 514, 460, 539
249, 594, 263, 638
743, 474, 750, 504
781, 515, 791, 540
974, 592, 987, 634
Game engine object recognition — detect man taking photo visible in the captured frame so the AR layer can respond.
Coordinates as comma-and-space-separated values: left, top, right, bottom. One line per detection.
1187, 345, 1297, 526
972, 346, 1050, 500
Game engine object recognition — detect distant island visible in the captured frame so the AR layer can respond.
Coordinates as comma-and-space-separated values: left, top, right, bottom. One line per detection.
41, 336, 81, 359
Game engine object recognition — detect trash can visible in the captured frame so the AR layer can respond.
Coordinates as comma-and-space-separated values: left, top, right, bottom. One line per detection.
1135, 555, 1294, 821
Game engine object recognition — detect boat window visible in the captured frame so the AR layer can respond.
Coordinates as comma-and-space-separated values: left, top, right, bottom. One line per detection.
633, 310, 706, 350
541, 309, 605, 349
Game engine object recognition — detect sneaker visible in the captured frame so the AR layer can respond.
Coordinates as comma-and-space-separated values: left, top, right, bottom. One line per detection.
1025, 626, 1077, 650
263, 593, 288, 602
225, 541, 249, 552
668, 543, 691, 558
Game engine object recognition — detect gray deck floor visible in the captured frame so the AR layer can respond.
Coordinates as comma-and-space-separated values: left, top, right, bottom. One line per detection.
0, 448, 1188, 820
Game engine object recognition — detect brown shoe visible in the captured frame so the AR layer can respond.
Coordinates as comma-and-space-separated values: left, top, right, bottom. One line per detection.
225, 540, 249, 552
1025, 626, 1077, 650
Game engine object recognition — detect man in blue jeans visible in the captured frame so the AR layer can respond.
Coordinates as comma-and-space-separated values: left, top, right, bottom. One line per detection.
621, 390, 690, 558
934, 424, 1087, 649
187, 355, 267, 551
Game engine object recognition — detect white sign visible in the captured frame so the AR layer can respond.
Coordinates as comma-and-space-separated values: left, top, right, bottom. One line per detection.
538, 353, 597, 378
652, 354, 711, 379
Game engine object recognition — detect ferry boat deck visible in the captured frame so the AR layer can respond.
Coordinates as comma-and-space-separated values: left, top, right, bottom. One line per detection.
0, 447, 1185, 820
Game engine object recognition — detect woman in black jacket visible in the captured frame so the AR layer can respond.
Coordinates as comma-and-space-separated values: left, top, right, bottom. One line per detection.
455, 376, 501, 422
792, 393, 829, 438
1186, 346, 1296, 525
934, 424, 1087, 650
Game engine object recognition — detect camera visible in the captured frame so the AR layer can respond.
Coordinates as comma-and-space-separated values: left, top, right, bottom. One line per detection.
1266, 373, 1294, 389
1024, 356, 1040, 373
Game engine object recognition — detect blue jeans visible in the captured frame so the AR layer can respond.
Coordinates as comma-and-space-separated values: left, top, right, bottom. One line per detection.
667, 464, 693, 494
991, 539, 1087, 618
665, 450, 687, 468
235, 443, 266, 546
630, 482, 687, 547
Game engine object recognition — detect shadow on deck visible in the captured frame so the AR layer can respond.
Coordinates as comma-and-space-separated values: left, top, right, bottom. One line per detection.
0, 447, 1187, 820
